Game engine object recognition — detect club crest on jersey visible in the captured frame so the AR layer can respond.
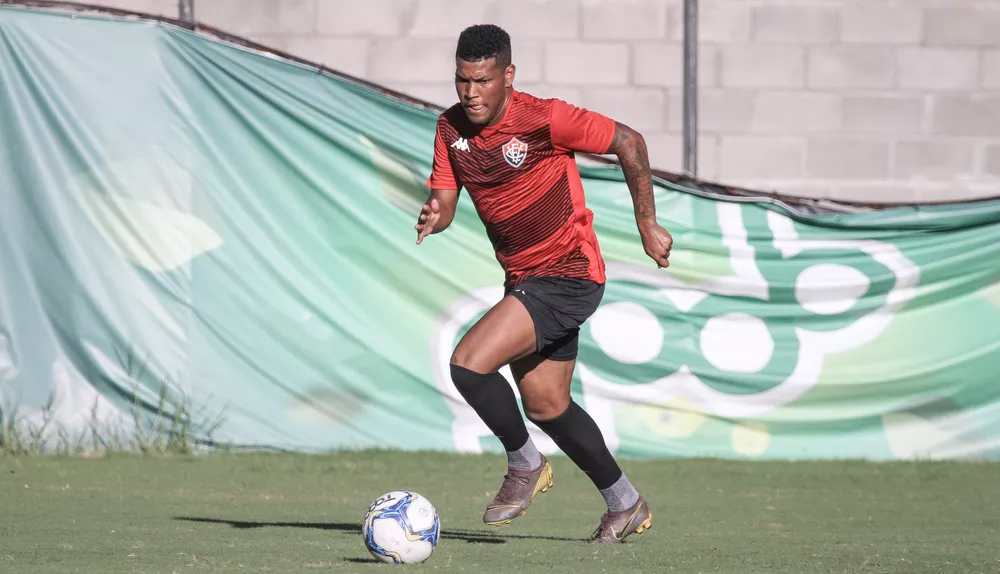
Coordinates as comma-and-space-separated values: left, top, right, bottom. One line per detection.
502, 137, 528, 168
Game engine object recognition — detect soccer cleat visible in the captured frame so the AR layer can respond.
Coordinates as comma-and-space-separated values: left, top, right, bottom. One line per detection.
589, 496, 652, 543
483, 455, 554, 526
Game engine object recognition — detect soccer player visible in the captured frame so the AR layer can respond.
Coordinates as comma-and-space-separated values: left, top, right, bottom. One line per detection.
415, 24, 673, 543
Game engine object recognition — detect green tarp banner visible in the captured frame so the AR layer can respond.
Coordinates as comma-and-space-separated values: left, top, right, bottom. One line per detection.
2, 6, 1000, 460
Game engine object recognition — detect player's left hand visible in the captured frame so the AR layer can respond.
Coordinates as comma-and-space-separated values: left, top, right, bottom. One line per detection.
639, 223, 673, 268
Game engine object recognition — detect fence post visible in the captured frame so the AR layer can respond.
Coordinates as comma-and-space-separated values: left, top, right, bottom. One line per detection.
682, 0, 698, 177
178, 0, 194, 23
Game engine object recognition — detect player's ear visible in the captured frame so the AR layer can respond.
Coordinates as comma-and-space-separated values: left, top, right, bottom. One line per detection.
504, 64, 515, 89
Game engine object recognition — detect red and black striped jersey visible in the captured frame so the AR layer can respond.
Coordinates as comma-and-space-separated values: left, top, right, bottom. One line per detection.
426, 90, 615, 287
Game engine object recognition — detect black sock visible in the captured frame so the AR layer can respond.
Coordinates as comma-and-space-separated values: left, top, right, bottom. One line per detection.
450, 364, 529, 452
529, 401, 623, 490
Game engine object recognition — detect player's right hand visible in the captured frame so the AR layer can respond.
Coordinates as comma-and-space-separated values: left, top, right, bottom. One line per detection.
415, 198, 441, 245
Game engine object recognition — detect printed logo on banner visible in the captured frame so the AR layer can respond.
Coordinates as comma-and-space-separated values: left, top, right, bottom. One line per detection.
429, 202, 920, 456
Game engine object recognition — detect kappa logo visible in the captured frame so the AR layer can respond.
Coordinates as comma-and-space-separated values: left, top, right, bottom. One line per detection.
502, 137, 528, 168
451, 137, 469, 152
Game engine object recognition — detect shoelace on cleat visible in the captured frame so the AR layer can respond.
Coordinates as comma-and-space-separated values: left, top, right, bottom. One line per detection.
494, 472, 531, 504
592, 512, 620, 540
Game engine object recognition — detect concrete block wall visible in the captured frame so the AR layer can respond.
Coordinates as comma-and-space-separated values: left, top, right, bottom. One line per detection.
81, 0, 1000, 204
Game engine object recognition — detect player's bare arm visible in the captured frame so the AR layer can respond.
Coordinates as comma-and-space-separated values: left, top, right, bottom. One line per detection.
415, 188, 459, 244
606, 122, 673, 268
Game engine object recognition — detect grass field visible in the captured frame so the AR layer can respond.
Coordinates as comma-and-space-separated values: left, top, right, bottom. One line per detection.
2, 451, 998, 573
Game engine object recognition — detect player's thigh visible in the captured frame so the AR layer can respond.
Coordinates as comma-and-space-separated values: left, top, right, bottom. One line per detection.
512, 354, 575, 421
450, 294, 537, 374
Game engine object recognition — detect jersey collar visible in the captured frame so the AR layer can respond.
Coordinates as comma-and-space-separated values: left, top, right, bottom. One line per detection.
478, 89, 518, 137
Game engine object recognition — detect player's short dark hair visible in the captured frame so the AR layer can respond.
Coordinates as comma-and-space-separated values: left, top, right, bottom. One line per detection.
456, 24, 512, 69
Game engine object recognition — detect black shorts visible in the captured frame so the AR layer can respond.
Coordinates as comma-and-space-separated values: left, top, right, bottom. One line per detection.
505, 276, 606, 362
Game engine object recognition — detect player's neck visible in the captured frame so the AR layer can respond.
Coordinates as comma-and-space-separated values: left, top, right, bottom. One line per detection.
485, 89, 513, 128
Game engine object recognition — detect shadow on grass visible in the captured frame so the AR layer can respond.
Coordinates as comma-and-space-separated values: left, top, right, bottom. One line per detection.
174, 516, 586, 544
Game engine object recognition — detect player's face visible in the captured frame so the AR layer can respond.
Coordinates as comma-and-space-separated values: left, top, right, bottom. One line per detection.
455, 57, 514, 126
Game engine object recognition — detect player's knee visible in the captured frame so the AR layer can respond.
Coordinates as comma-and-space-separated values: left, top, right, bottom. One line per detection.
522, 394, 570, 422
451, 347, 490, 375
450, 345, 496, 375
449, 348, 476, 373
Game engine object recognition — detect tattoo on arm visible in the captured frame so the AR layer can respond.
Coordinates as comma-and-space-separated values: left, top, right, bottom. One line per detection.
609, 122, 656, 224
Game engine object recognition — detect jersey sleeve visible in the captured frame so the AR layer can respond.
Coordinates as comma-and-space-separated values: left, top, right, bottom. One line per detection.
549, 99, 617, 154
426, 118, 459, 190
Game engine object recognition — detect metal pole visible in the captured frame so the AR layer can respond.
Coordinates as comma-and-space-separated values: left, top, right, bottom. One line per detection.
178, 0, 194, 23
682, 0, 698, 177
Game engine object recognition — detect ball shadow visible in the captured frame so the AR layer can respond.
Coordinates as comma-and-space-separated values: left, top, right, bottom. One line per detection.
174, 516, 586, 544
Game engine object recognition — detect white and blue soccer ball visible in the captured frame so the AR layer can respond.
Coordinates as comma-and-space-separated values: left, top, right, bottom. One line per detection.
362, 490, 441, 564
